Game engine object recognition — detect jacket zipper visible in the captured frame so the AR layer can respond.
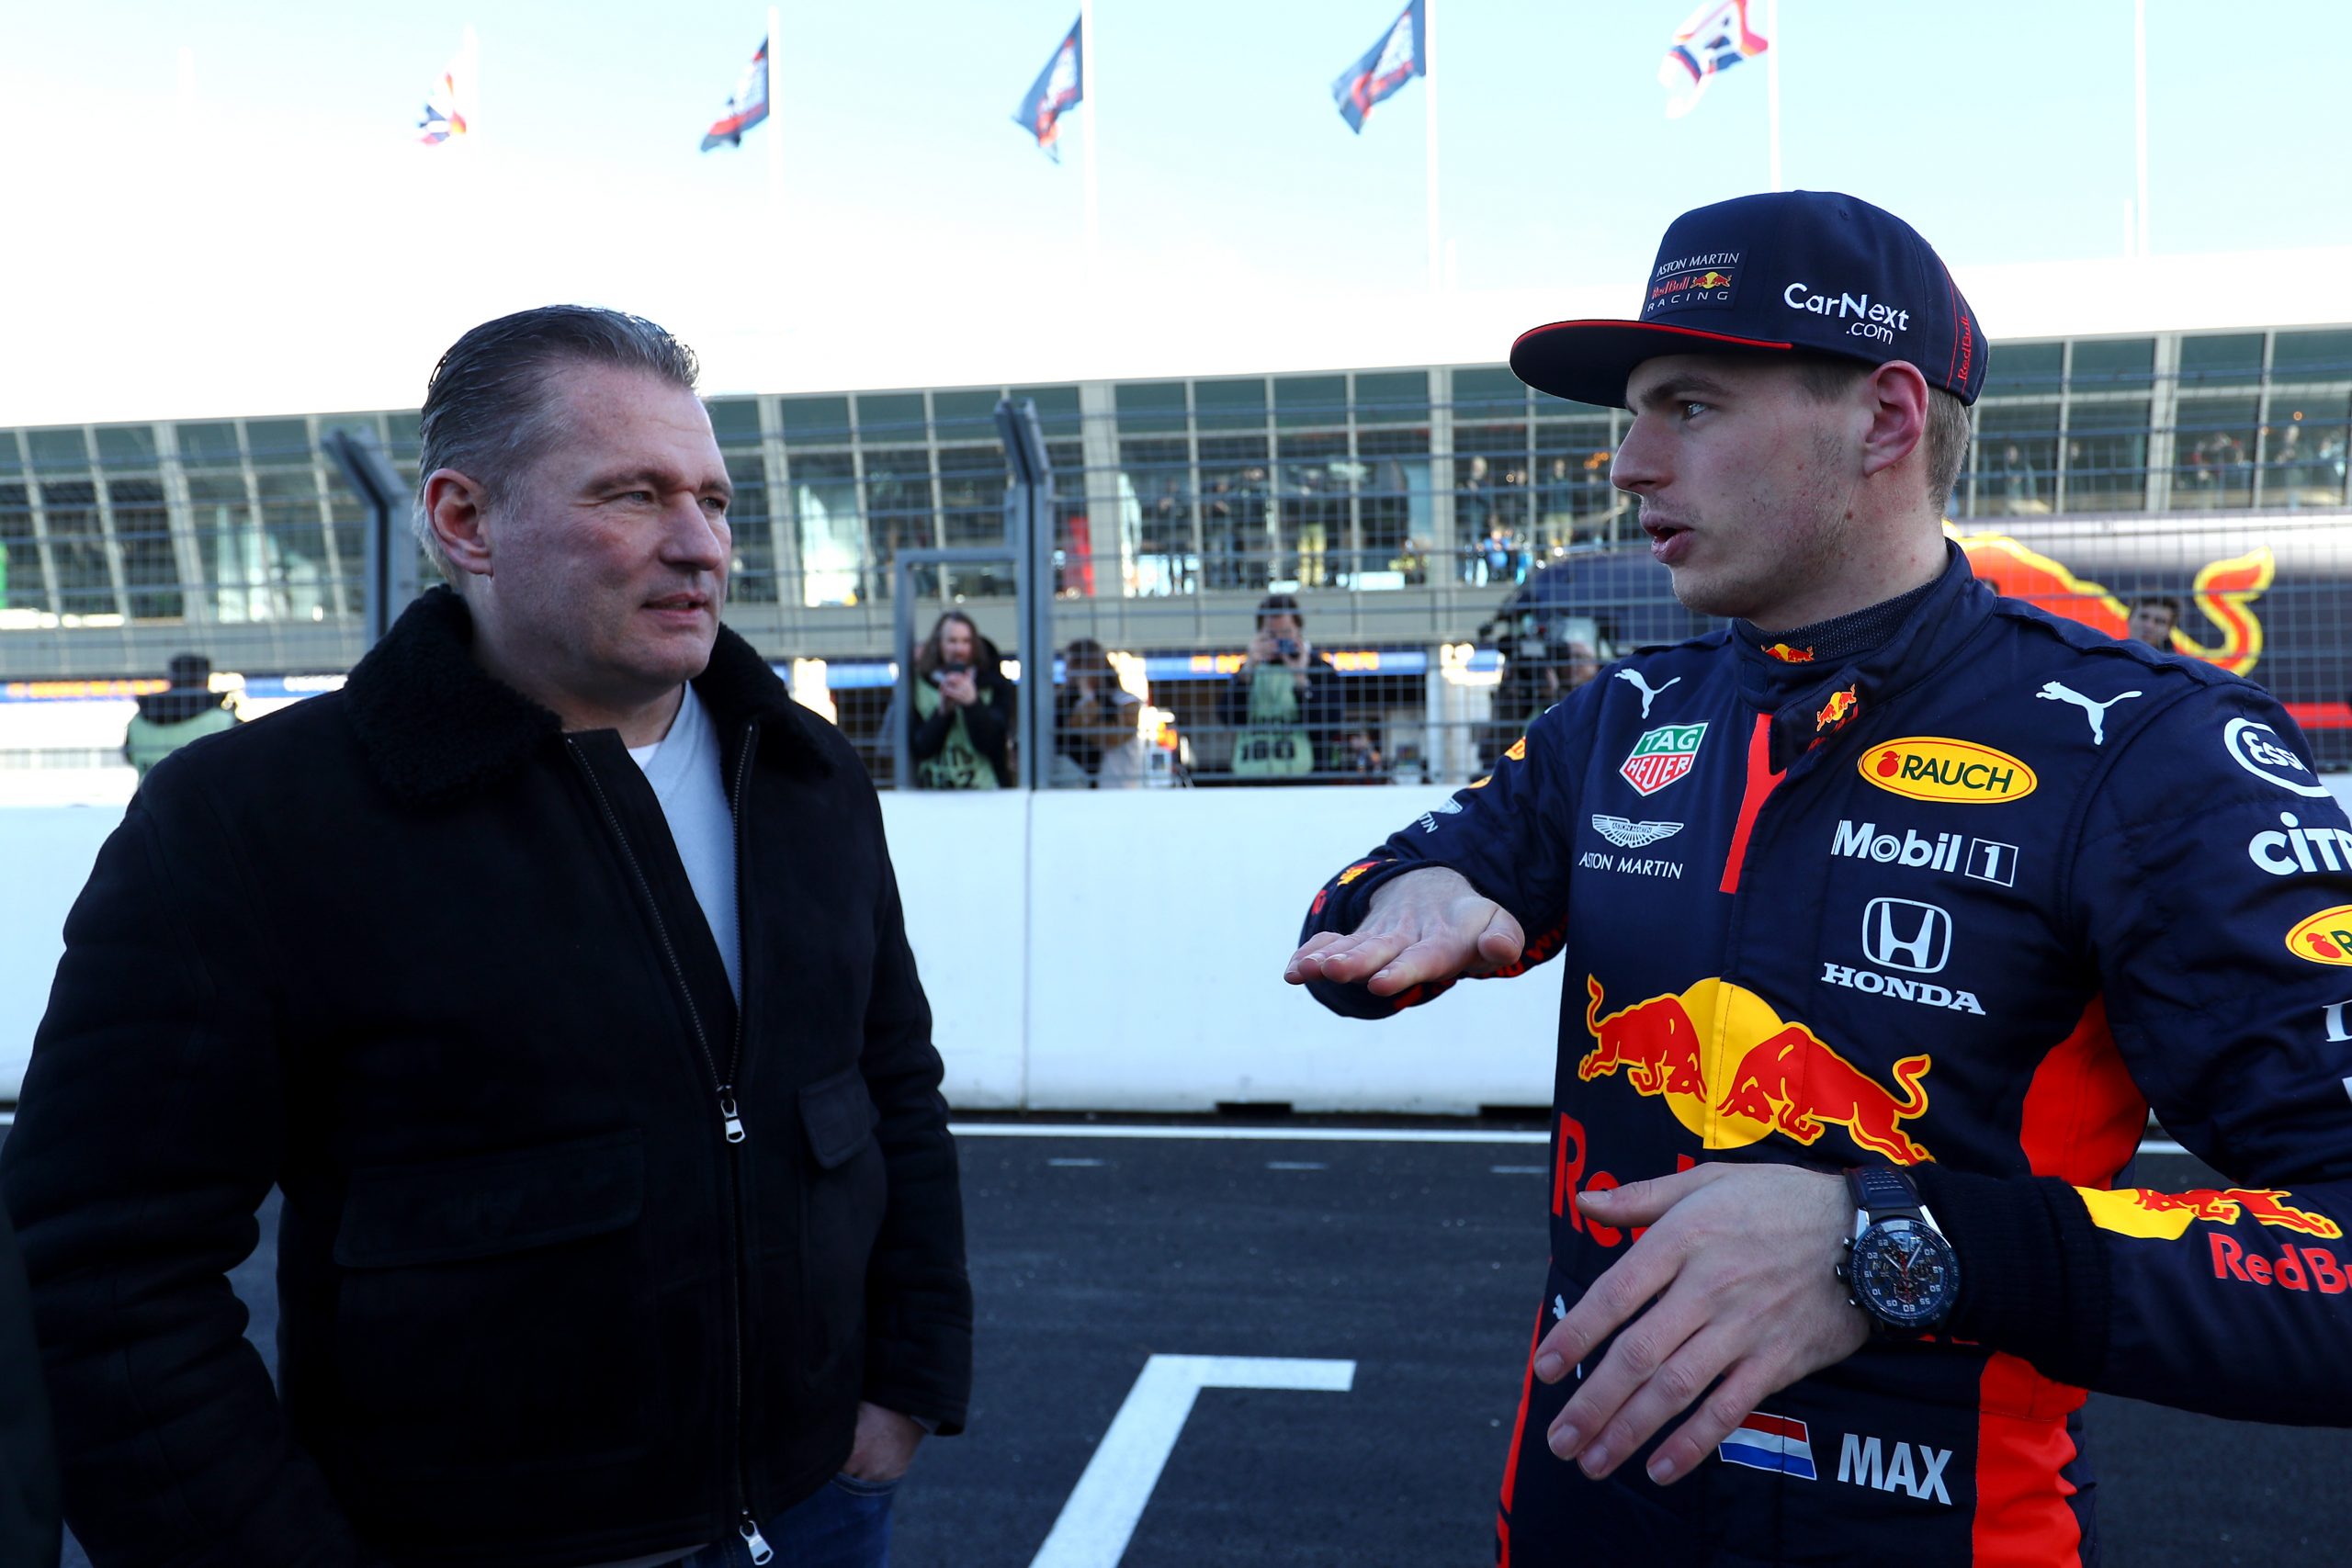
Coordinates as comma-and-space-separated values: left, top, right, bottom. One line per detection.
565, 736, 770, 1561
723, 721, 765, 1560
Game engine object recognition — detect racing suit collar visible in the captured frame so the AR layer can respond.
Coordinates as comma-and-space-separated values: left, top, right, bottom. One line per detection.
1736, 540, 1991, 773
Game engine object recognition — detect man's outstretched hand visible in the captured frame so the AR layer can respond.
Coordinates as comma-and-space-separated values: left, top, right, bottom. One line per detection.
1532, 1164, 1865, 1487
1283, 865, 1525, 997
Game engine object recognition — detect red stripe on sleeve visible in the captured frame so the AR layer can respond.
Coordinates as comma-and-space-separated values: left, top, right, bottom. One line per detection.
1973, 1352, 2086, 1567
2016, 994, 2147, 1186
1718, 713, 1783, 896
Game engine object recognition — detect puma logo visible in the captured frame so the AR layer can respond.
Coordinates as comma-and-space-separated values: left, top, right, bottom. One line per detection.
1614, 670, 1681, 718
2035, 680, 2143, 746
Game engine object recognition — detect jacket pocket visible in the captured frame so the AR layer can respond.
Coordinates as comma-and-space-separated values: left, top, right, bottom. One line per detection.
330, 1129, 660, 1473
795, 1067, 888, 1385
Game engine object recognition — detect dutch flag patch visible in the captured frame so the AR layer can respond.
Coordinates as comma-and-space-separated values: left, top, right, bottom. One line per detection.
1716, 1412, 1818, 1480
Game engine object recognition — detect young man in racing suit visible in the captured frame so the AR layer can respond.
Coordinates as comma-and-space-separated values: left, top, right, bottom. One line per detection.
1286, 191, 2352, 1566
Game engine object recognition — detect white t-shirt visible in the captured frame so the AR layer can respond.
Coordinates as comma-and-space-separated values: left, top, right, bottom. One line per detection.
627, 682, 741, 1004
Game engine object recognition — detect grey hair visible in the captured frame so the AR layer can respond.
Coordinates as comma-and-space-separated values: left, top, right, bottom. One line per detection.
412, 305, 701, 582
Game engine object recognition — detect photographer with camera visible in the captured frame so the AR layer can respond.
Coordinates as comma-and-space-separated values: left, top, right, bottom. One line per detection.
910, 609, 1017, 789
1220, 592, 1344, 782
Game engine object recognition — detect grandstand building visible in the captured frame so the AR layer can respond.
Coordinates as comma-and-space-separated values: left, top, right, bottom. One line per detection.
6, 276, 2351, 784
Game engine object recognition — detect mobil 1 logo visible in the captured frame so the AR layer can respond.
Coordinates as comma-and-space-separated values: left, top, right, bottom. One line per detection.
1831, 820, 2018, 887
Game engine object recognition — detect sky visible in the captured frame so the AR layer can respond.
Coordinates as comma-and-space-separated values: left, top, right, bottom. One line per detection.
2, 1, 2344, 425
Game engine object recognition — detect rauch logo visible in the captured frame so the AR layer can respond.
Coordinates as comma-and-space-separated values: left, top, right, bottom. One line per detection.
1860, 739, 2036, 804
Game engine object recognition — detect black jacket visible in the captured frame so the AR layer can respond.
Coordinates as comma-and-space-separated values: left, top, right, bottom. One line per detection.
0, 588, 972, 1567
0, 1200, 60, 1568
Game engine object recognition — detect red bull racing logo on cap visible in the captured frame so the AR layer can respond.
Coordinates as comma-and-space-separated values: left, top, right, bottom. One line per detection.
1861, 738, 2036, 804
1620, 723, 1707, 796
2077, 1184, 2341, 1241
1579, 976, 1933, 1165
1643, 251, 1741, 318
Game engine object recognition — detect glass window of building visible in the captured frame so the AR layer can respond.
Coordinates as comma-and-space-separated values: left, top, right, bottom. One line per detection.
786, 450, 862, 607
1273, 377, 1348, 592
2267, 330, 2352, 510
1353, 372, 1430, 589
2178, 333, 2263, 390
1193, 378, 1270, 592
1532, 398, 1622, 552
1973, 400, 2059, 516
106, 476, 181, 621
2174, 394, 2259, 510
1453, 367, 1529, 585
39, 478, 117, 619
0, 479, 43, 615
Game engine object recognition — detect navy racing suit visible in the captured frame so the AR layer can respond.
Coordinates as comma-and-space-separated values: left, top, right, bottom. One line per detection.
1298, 547, 2352, 1567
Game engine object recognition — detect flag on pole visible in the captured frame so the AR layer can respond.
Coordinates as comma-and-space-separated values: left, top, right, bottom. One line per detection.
416, 28, 478, 146
702, 36, 772, 152
1658, 0, 1769, 118
1331, 0, 1426, 134
1012, 17, 1083, 162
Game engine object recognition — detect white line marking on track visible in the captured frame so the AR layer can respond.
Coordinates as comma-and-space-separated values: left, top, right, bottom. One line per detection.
955, 1123, 2196, 1159
1047, 1157, 1105, 1168
953, 1123, 1547, 1145
1030, 1355, 1355, 1568
1265, 1160, 1326, 1170
1490, 1165, 1548, 1175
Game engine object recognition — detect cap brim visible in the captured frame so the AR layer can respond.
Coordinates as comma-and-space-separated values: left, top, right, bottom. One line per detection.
1509, 320, 1800, 409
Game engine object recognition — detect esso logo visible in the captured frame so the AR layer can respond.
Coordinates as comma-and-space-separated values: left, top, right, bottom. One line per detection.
2224, 717, 2329, 799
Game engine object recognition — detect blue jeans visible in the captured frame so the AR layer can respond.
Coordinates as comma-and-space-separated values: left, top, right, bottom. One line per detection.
677, 1474, 897, 1568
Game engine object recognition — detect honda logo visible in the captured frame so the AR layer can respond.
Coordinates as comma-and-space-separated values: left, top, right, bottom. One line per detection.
1862, 898, 1951, 974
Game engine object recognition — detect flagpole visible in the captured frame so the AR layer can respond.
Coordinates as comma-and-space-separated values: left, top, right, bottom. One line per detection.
1424, 0, 1441, 295
2132, 0, 2149, 255
1765, 0, 1781, 191
1081, 0, 1100, 286
766, 6, 784, 209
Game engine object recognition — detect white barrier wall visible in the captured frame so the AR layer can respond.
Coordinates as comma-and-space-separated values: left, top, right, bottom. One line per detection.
17, 773, 2352, 1110
0, 789, 1563, 1111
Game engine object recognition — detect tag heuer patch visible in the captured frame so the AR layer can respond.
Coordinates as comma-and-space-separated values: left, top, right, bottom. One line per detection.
1620, 723, 1707, 796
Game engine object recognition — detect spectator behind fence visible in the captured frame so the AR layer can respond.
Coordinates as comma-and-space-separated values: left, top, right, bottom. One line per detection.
2128, 594, 2182, 649
910, 609, 1018, 789
1053, 637, 1148, 788
122, 652, 239, 779
1222, 592, 1343, 781
1, 304, 971, 1567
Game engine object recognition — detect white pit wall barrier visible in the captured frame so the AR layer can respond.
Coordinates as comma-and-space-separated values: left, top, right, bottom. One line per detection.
14, 772, 2352, 1108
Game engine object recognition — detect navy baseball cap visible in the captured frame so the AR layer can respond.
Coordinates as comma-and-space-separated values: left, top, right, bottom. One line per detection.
1510, 190, 1985, 410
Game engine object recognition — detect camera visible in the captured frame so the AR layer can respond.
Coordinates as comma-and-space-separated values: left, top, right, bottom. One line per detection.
1274, 637, 1300, 659
942, 661, 971, 676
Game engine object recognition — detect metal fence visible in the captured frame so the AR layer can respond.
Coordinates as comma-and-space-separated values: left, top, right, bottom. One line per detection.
6, 329, 2352, 791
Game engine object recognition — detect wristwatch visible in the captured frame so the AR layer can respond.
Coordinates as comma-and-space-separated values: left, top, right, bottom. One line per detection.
1834, 1167, 1961, 1334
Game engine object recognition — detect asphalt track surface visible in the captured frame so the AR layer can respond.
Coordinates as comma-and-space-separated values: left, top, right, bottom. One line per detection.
9, 1122, 2347, 1568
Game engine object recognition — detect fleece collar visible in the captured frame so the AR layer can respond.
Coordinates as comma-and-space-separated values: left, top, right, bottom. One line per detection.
342, 586, 828, 808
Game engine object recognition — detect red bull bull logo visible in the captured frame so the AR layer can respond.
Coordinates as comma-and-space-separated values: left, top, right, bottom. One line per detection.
1762, 642, 1815, 664
1815, 685, 1860, 734
1953, 530, 2271, 678
1336, 860, 1381, 886
2077, 1184, 2341, 1240
1580, 976, 1934, 1165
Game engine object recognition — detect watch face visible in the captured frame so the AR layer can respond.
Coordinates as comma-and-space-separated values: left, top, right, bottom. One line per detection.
1849, 1219, 1959, 1329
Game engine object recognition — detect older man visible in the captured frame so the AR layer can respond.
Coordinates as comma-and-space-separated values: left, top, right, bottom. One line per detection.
1287, 193, 2352, 1565
2, 306, 970, 1567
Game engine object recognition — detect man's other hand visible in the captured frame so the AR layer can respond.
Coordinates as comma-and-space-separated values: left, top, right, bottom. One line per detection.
1283, 865, 1525, 996
1532, 1164, 1865, 1487
843, 1401, 925, 1483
